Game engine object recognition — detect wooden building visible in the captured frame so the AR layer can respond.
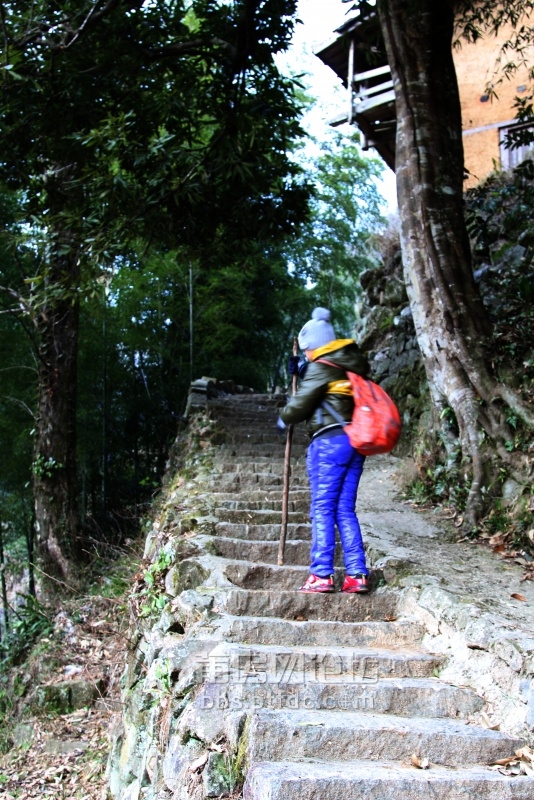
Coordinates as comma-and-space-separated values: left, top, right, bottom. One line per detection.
315, 4, 534, 187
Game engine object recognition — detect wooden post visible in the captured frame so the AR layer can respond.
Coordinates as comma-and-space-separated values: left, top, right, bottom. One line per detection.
347, 37, 355, 125
278, 337, 299, 566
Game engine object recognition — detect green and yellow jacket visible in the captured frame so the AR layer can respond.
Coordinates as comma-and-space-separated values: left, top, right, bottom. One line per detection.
280, 339, 369, 438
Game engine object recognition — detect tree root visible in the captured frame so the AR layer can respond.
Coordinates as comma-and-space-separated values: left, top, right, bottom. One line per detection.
495, 383, 534, 428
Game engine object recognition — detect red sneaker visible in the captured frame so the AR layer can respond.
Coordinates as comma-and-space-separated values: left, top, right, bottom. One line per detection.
342, 574, 369, 594
299, 574, 335, 593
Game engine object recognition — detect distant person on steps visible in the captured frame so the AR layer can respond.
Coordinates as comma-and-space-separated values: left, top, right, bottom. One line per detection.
279, 308, 370, 593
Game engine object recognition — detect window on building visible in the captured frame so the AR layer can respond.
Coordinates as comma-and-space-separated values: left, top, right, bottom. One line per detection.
499, 123, 534, 170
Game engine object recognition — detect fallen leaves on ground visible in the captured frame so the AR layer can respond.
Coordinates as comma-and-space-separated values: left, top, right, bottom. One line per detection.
410, 752, 430, 769
489, 746, 534, 776
475, 528, 534, 582
510, 593, 527, 602
520, 564, 534, 583
480, 711, 500, 731
0, 707, 112, 799
0, 592, 131, 800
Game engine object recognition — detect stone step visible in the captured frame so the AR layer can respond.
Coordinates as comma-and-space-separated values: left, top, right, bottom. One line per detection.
209, 396, 282, 408
212, 494, 309, 511
222, 437, 297, 448
212, 419, 280, 429
210, 405, 280, 415
217, 428, 310, 446
215, 509, 309, 525
179, 394, 529, 800
209, 484, 310, 496
224, 561, 343, 591
214, 408, 290, 417
214, 470, 308, 484
202, 641, 442, 683
213, 486, 309, 498
210, 487, 306, 499
212, 537, 320, 566
217, 444, 308, 458
243, 761, 533, 800
190, 677, 483, 719
210, 488, 310, 500
222, 434, 295, 445
218, 474, 306, 487
223, 588, 398, 622
246, 708, 525, 767
214, 522, 311, 542
215, 415, 283, 424
215, 473, 286, 487
221, 615, 424, 649
215, 409, 279, 418
213, 536, 378, 568
211, 460, 308, 473
234, 450, 308, 461
213, 398, 284, 406
211, 536, 353, 568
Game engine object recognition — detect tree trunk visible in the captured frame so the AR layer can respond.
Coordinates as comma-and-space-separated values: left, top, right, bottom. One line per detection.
33, 248, 80, 585
25, 504, 36, 598
0, 520, 10, 637
376, 0, 534, 526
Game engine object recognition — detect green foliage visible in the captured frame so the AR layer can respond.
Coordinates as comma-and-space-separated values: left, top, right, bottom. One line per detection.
1, 0, 309, 263
0, 595, 53, 669
137, 551, 173, 618
1, 2, 387, 583
290, 131, 386, 334
88, 548, 141, 604
209, 751, 241, 794
484, 499, 510, 535
232, 716, 251, 787
405, 464, 471, 512
476, 489, 534, 569
31, 456, 64, 480
0, 188, 36, 506
0, 0, 312, 571
465, 161, 534, 399
154, 658, 174, 695
0, 675, 16, 753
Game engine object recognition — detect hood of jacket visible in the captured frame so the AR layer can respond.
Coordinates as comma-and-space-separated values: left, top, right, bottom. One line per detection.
308, 339, 370, 374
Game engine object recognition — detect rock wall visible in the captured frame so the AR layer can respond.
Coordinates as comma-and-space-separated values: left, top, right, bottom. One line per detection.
107, 393, 298, 800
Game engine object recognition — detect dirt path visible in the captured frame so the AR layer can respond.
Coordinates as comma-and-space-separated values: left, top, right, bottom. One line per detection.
359, 455, 534, 632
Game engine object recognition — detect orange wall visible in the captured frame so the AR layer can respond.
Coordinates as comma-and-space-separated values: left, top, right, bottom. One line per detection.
454, 24, 532, 187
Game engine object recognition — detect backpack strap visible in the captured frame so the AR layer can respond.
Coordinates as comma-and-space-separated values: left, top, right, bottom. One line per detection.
315, 357, 339, 369
315, 357, 351, 426
321, 399, 346, 426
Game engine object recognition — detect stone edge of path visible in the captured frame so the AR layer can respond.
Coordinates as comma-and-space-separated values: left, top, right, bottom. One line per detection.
396, 578, 534, 739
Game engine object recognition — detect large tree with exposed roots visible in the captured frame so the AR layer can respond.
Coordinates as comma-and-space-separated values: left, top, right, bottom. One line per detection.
373, 0, 534, 527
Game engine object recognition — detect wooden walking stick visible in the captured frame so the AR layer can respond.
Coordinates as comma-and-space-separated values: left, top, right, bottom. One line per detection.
278, 336, 299, 566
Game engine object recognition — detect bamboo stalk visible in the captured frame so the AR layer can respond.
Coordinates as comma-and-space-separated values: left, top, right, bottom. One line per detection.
278, 337, 298, 566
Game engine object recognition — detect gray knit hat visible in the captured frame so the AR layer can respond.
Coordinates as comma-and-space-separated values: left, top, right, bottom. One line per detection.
298, 307, 336, 351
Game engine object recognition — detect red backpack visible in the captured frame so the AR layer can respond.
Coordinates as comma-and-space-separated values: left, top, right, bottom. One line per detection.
317, 360, 402, 456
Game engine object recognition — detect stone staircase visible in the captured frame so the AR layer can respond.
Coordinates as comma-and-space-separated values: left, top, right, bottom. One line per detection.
179, 393, 530, 800
111, 392, 532, 800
